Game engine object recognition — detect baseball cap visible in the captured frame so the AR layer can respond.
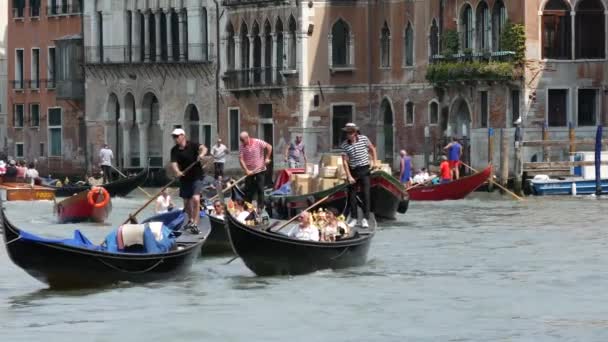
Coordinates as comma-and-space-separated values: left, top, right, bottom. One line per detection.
171, 128, 185, 136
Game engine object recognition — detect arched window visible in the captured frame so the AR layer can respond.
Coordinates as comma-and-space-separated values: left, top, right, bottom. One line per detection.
430, 19, 439, 57
404, 22, 414, 66
576, 0, 605, 59
288, 16, 297, 69
226, 22, 235, 70
240, 22, 249, 69
276, 18, 284, 70
461, 4, 474, 50
252, 22, 262, 84
381, 21, 391, 67
492, 0, 506, 51
476, 1, 490, 51
542, 0, 571, 59
429, 101, 439, 125
331, 19, 351, 66
264, 20, 272, 83
405, 101, 414, 125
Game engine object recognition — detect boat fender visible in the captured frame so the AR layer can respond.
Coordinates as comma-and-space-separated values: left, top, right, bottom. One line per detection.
88, 187, 110, 208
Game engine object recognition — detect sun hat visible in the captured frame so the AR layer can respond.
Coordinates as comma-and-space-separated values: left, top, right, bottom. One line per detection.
171, 128, 186, 136
342, 123, 359, 132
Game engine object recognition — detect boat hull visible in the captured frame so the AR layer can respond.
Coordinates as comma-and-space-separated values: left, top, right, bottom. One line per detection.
52, 168, 148, 197
226, 213, 374, 276
202, 215, 233, 255
267, 171, 408, 220
407, 165, 492, 201
530, 178, 608, 196
0, 183, 55, 201
55, 190, 112, 223
2, 209, 205, 289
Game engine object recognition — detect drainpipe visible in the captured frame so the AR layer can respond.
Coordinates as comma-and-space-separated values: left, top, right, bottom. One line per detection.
213, 0, 221, 136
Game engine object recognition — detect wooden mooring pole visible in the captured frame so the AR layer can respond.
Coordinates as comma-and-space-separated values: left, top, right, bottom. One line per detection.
542, 121, 549, 161
514, 126, 523, 195
488, 128, 494, 191
500, 128, 509, 189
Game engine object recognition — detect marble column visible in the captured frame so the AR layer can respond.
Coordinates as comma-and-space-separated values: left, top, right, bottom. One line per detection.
138, 122, 149, 167
249, 34, 255, 85
187, 7, 203, 61
131, 11, 140, 62
155, 9, 162, 61
144, 11, 150, 62
271, 34, 277, 83
234, 36, 242, 69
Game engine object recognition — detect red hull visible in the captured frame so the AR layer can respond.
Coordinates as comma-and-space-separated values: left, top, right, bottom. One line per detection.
55, 190, 112, 223
407, 165, 492, 201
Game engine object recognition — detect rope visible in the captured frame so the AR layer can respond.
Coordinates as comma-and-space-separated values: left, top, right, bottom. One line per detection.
96, 257, 164, 274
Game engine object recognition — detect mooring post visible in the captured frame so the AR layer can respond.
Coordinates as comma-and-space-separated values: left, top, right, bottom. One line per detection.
500, 128, 509, 189
542, 121, 549, 162
569, 122, 576, 175
488, 128, 494, 192
424, 126, 430, 170
514, 126, 523, 195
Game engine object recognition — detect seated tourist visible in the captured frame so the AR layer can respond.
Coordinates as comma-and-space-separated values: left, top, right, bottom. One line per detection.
16, 160, 27, 181
4, 160, 18, 182
290, 211, 320, 242
211, 200, 224, 218
234, 199, 255, 223
326, 208, 350, 241
25, 162, 39, 185
412, 169, 425, 184
155, 189, 175, 214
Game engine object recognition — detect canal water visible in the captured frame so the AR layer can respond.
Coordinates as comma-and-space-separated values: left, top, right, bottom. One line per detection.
1, 193, 608, 341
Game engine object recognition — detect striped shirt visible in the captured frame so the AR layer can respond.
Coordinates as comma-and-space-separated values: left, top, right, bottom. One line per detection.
240, 138, 268, 172
340, 134, 372, 168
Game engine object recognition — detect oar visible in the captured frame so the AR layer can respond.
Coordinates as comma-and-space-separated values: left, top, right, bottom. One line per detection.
123, 159, 205, 224
460, 162, 524, 201
110, 165, 153, 198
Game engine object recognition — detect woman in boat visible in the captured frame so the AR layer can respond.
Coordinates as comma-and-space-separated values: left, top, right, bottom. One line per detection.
16, 160, 27, 181
324, 208, 350, 241
25, 162, 39, 185
155, 189, 175, 214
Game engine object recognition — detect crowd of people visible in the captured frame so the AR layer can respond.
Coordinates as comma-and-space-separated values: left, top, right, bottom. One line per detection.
398, 136, 464, 186
0, 159, 40, 185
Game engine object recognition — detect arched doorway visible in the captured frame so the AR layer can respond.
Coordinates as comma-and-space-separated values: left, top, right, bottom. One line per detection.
379, 99, 394, 166
124, 93, 137, 167
185, 104, 200, 143
142, 92, 162, 167
106, 93, 122, 168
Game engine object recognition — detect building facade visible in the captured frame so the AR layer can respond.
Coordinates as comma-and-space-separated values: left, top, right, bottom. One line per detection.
0, 2, 8, 154
83, 0, 218, 179
7, 0, 85, 176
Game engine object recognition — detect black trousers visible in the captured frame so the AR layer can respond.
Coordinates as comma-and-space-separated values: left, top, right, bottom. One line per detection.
348, 165, 371, 220
244, 172, 266, 209
101, 165, 112, 184
214, 162, 224, 179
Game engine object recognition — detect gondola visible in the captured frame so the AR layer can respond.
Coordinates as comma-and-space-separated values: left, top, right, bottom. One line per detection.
55, 188, 112, 223
226, 211, 375, 276
50, 167, 148, 197
1, 208, 207, 289
267, 170, 408, 221
407, 165, 492, 201
203, 214, 233, 255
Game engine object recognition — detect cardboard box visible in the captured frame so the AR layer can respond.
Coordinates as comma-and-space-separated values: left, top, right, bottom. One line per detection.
320, 166, 338, 178
318, 178, 343, 191
336, 165, 347, 180
321, 155, 343, 168
305, 163, 315, 175
294, 174, 314, 195
380, 163, 392, 174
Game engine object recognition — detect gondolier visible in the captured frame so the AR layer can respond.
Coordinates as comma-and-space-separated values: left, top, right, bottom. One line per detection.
444, 136, 463, 180
170, 128, 208, 234
340, 123, 378, 228
239, 131, 272, 211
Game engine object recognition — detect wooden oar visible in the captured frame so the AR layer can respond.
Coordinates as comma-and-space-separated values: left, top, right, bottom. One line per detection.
110, 165, 153, 198
460, 162, 524, 201
123, 159, 205, 224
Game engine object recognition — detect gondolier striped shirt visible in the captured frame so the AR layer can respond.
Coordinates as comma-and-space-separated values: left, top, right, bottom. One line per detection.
340, 134, 372, 169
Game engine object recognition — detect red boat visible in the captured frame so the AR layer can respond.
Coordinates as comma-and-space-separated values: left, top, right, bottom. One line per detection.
55, 187, 112, 223
407, 165, 492, 201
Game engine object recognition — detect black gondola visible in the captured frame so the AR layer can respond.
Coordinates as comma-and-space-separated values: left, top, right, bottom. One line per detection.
203, 214, 233, 255
226, 212, 375, 276
50, 168, 148, 197
2, 208, 207, 289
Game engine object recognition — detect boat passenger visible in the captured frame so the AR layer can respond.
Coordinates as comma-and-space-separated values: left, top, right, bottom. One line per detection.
155, 189, 175, 214
25, 163, 39, 185
234, 199, 255, 223
439, 155, 452, 184
324, 208, 350, 242
5, 160, 18, 181
290, 211, 320, 242
16, 160, 27, 181
211, 200, 224, 218
0, 160, 6, 175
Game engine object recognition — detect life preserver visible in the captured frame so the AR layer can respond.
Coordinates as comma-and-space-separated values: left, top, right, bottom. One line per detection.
88, 187, 110, 208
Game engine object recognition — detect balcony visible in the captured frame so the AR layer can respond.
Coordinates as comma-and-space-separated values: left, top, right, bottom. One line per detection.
11, 80, 25, 91
85, 44, 214, 64
46, 2, 82, 16
28, 79, 41, 90
224, 68, 284, 91
42, 78, 57, 90
429, 51, 515, 64
426, 51, 522, 86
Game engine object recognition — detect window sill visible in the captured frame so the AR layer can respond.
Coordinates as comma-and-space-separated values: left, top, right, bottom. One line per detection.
280, 69, 298, 76
379, 66, 391, 70
30, 16, 40, 21
47, 87, 56, 91
30, 88, 40, 92
13, 17, 25, 22
428, 123, 438, 127
13, 89, 25, 93
30, 126, 40, 130
542, 58, 608, 63
330, 66, 355, 73
14, 127, 24, 130
405, 123, 414, 127
402, 65, 415, 69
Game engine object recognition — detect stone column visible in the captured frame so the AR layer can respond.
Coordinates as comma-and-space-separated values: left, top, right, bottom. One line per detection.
571, 11, 576, 59
261, 37, 266, 85
178, 10, 186, 61
90, 9, 99, 62
234, 36, 242, 69
144, 11, 150, 62
271, 34, 277, 82
187, 6, 203, 61
249, 34, 255, 85
131, 11, 141, 62
155, 9, 162, 61
138, 122, 149, 167
165, 9, 174, 61
120, 119, 131, 168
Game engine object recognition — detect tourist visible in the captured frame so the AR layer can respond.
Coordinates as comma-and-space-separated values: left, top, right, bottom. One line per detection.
155, 189, 175, 214
211, 138, 228, 179
290, 211, 319, 242
234, 199, 255, 223
16, 160, 27, 181
239, 131, 272, 212
99, 144, 114, 184
399, 150, 412, 186
88, 171, 103, 186
340, 123, 377, 228
284, 135, 307, 168
0, 160, 6, 175
439, 155, 452, 184
211, 200, 224, 218
412, 169, 425, 184
5, 160, 18, 182
25, 162, 39, 185
324, 208, 350, 242
170, 128, 208, 234
444, 136, 463, 180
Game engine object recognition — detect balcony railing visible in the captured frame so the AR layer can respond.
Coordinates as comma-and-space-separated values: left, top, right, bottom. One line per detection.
11, 80, 25, 90
42, 78, 57, 89
430, 51, 515, 64
85, 44, 214, 64
47, 2, 82, 16
13, 7, 25, 19
223, 0, 288, 6
224, 68, 284, 90
28, 79, 41, 90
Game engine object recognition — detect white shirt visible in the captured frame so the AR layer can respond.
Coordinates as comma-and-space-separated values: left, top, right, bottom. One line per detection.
295, 225, 320, 242
155, 195, 171, 213
25, 168, 39, 182
211, 144, 229, 163
99, 148, 114, 166
237, 210, 252, 223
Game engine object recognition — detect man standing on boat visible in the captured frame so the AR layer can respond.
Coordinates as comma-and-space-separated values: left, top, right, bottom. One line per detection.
211, 138, 228, 179
239, 131, 272, 212
444, 136, 463, 180
170, 128, 208, 234
284, 135, 307, 168
99, 144, 114, 184
340, 123, 377, 228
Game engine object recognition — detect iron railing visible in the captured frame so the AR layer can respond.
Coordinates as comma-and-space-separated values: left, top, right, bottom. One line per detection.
224, 67, 284, 90
13, 7, 25, 19
46, 2, 82, 16
11, 80, 25, 90
430, 51, 515, 64
28, 79, 41, 90
42, 78, 57, 89
85, 44, 214, 64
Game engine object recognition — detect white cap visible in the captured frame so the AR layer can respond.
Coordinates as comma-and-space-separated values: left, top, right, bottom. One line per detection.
171, 128, 186, 136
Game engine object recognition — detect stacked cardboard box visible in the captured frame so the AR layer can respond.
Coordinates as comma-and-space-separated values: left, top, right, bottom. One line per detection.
290, 155, 347, 195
